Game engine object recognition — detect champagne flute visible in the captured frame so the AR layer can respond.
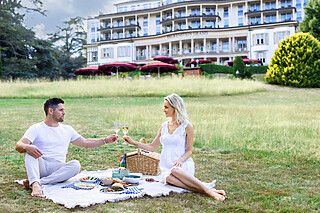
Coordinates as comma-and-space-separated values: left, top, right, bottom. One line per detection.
114, 122, 121, 143
122, 124, 129, 144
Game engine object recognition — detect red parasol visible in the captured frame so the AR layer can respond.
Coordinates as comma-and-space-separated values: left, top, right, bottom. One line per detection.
189, 59, 213, 65
74, 66, 106, 76
152, 56, 175, 63
168, 59, 179, 64
227, 58, 263, 66
98, 62, 137, 79
139, 61, 178, 79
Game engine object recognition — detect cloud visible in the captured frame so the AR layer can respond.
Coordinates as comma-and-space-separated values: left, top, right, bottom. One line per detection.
32, 24, 49, 39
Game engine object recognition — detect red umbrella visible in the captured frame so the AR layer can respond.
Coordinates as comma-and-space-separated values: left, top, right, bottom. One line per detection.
98, 62, 137, 79
189, 59, 212, 65
139, 61, 178, 79
227, 58, 263, 66
74, 66, 105, 76
168, 59, 179, 64
152, 56, 175, 63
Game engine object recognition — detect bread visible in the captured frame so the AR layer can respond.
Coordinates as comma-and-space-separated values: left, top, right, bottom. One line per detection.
112, 183, 124, 190
113, 178, 122, 183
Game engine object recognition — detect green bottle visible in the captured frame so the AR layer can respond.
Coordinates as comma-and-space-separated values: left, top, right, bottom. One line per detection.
119, 153, 127, 168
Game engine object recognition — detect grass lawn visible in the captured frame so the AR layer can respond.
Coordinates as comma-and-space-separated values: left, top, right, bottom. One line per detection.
0, 79, 319, 212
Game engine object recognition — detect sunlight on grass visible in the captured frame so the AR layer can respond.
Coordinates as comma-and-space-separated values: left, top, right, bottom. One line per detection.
0, 78, 265, 98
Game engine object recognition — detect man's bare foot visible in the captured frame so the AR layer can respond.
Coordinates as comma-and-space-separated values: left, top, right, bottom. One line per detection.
22, 179, 30, 189
214, 189, 226, 197
31, 182, 43, 197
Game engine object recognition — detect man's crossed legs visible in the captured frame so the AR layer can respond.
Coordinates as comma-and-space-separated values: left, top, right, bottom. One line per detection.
24, 153, 81, 196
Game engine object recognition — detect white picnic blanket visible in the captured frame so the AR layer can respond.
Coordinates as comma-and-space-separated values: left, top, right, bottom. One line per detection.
15, 169, 216, 209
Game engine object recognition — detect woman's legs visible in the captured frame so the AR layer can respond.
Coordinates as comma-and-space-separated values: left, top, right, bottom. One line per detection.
166, 167, 226, 201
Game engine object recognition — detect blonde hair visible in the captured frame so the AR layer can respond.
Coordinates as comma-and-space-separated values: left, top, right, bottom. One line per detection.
164, 94, 189, 124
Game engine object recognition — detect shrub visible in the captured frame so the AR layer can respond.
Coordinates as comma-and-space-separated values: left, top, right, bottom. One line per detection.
200, 63, 234, 74
246, 66, 268, 74
265, 32, 320, 87
233, 56, 253, 79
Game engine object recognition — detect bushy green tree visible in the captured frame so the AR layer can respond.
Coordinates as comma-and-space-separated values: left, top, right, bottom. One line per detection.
265, 32, 320, 87
299, 0, 320, 41
233, 56, 253, 79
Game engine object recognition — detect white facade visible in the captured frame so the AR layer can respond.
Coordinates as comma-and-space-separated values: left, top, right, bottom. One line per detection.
85, 0, 309, 66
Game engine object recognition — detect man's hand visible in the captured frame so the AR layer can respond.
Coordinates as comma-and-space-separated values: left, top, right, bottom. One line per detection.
25, 145, 43, 159
105, 134, 118, 144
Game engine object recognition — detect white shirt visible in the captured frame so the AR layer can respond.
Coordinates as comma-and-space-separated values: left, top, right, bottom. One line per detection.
23, 121, 80, 162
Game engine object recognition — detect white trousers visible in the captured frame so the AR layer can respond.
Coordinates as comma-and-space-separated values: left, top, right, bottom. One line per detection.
24, 153, 81, 186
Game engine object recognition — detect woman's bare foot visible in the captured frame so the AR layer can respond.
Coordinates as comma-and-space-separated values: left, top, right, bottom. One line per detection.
31, 182, 43, 197
22, 179, 30, 189
206, 188, 226, 201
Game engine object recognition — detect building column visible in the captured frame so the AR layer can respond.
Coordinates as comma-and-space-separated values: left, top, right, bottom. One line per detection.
191, 39, 194, 53
146, 45, 149, 59
179, 40, 182, 55
217, 57, 221, 65
133, 46, 136, 61
204, 38, 207, 53
229, 37, 232, 52
217, 38, 220, 53
169, 41, 172, 56
159, 44, 162, 56
232, 37, 235, 52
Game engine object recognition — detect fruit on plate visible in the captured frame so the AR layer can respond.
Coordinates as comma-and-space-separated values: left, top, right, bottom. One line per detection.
145, 177, 155, 182
80, 176, 98, 181
112, 183, 124, 191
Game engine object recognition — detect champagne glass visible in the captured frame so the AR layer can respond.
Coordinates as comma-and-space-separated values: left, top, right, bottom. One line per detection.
114, 122, 121, 143
122, 124, 129, 144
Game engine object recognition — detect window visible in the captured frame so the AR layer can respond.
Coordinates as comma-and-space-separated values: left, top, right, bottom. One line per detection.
281, 13, 292, 21
274, 31, 290, 43
131, 5, 136, 11
91, 23, 95, 32
265, 2, 276, 10
118, 7, 123, 12
143, 28, 148, 36
117, 20, 123, 27
265, 14, 277, 23
304, 0, 307, 7
191, 9, 200, 16
156, 15, 160, 25
178, 10, 186, 17
206, 8, 215, 15
211, 43, 217, 52
297, 11, 302, 22
205, 20, 216, 28
296, 0, 302, 9
256, 34, 264, 45
281, 0, 292, 8
224, 7, 229, 17
238, 6, 243, 16
116, 31, 123, 39
250, 3, 261, 11
250, 16, 261, 24
223, 41, 229, 52
143, 17, 148, 27
156, 26, 161, 34
191, 21, 200, 28
143, 4, 149, 9
118, 46, 130, 57
238, 18, 243, 26
224, 19, 229, 27
102, 48, 113, 58
123, 6, 127, 12
257, 52, 265, 63
237, 40, 247, 51
92, 51, 97, 62
91, 35, 95, 43
177, 22, 186, 30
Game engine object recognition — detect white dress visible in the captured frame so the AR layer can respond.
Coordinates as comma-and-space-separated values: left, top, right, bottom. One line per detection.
158, 121, 195, 184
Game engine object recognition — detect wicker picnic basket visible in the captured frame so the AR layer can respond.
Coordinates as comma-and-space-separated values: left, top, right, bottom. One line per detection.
125, 147, 161, 176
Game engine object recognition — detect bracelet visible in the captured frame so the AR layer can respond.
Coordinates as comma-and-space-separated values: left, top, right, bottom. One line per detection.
103, 138, 107, 144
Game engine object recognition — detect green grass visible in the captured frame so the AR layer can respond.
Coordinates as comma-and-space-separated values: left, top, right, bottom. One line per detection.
0, 79, 319, 212
0, 78, 264, 98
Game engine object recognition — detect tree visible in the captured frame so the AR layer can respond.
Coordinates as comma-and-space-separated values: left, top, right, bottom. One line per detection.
300, 0, 320, 41
265, 32, 320, 87
233, 56, 253, 79
0, 0, 45, 79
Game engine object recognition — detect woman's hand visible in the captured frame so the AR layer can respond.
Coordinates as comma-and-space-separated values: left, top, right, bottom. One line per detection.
123, 135, 137, 146
173, 159, 183, 167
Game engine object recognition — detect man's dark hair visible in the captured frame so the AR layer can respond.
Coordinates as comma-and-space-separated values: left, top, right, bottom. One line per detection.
44, 98, 64, 116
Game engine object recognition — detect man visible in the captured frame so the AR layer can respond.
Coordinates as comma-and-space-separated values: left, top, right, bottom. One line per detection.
15, 98, 117, 197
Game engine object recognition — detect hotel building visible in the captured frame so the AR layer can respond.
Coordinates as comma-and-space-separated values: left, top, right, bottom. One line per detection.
85, 0, 308, 67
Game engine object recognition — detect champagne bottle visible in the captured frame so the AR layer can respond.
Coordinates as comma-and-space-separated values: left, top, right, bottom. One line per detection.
119, 153, 127, 168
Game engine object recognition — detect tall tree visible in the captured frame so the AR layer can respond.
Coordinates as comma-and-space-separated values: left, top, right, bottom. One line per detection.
0, 0, 45, 79
300, 0, 320, 41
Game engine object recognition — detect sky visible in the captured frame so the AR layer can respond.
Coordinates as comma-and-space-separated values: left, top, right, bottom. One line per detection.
22, 0, 123, 39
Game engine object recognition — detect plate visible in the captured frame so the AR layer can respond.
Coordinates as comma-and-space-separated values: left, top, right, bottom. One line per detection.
75, 182, 97, 189
100, 187, 127, 194
80, 176, 98, 183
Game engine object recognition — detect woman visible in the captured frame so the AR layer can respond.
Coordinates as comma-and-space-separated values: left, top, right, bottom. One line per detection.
123, 94, 226, 201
